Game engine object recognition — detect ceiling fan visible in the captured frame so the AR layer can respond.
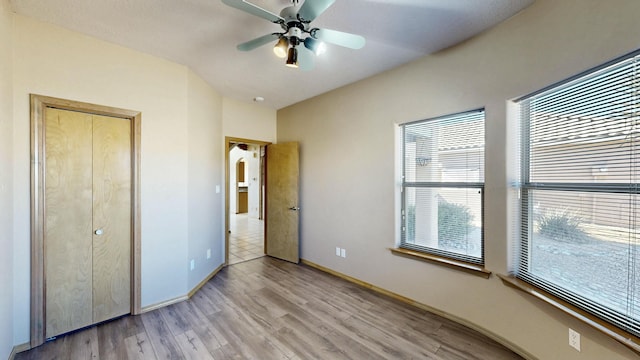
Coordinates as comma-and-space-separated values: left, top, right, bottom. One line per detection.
221, 0, 365, 70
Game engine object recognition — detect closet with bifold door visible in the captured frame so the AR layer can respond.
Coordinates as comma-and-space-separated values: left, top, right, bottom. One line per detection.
43, 106, 131, 338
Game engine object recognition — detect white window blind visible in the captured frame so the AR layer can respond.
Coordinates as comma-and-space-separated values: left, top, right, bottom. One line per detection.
401, 109, 485, 265
518, 51, 640, 336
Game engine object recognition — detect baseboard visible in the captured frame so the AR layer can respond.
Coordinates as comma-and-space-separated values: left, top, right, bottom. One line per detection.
188, 263, 224, 298
300, 258, 536, 360
13, 265, 224, 356
140, 294, 189, 313
141, 264, 225, 314
9, 342, 30, 359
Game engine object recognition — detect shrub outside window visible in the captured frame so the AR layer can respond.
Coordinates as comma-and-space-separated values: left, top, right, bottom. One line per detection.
400, 109, 485, 265
517, 51, 640, 337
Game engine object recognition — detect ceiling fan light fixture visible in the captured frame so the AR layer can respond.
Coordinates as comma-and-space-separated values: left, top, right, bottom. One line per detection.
286, 47, 298, 68
223, 0, 366, 71
304, 37, 326, 56
273, 36, 289, 58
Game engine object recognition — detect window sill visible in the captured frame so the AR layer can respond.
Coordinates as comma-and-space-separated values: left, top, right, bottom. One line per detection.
389, 247, 491, 279
497, 274, 640, 355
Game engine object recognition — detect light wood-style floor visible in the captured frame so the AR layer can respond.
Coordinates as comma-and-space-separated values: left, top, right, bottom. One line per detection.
17, 257, 523, 360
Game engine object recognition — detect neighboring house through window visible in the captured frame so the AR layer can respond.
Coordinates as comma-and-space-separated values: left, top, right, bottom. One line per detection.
400, 109, 485, 265
517, 50, 640, 337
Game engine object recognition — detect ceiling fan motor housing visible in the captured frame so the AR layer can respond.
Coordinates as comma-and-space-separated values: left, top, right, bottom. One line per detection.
288, 27, 302, 46
279, 6, 303, 26
222, 0, 365, 70
280, 5, 309, 47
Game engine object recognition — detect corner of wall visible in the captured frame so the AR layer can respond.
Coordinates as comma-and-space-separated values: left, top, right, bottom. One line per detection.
1, 1, 15, 358
221, 97, 277, 143
186, 70, 225, 291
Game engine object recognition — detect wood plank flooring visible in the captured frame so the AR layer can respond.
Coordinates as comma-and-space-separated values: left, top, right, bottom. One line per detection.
17, 257, 524, 360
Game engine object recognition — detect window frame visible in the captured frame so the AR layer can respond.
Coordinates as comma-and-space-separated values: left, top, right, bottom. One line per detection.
399, 108, 486, 267
515, 48, 640, 347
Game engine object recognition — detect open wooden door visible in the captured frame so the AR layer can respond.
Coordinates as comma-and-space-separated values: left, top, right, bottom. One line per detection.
265, 142, 299, 263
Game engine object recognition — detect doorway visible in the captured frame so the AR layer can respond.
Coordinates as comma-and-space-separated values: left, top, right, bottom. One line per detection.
225, 137, 270, 265
30, 95, 141, 347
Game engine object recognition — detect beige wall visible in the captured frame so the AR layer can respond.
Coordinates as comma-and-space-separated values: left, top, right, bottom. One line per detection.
11, 15, 225, 345
0, 0, 13, 358
187, 70, 224, 291
277, 0, 640, 358
223, 97, 276, 143
221, 97, 276, 238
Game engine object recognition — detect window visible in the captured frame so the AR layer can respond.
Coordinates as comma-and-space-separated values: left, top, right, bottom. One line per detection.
400, 109, 485, 265
518, 51, 640, 337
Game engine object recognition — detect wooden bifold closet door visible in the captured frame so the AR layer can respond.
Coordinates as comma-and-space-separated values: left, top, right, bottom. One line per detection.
44, 107, 131, 338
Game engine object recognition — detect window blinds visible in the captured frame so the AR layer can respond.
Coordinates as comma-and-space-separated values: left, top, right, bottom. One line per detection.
518, 51, 640, 336
401, 109, 485, 265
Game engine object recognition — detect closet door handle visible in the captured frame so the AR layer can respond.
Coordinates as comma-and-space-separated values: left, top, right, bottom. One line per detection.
94, 229, 104, 235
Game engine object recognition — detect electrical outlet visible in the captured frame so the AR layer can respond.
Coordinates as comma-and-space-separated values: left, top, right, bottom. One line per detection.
336, 247, 341, 256
206, 249, 211, 259
340, 248, 346, 258
190, 259, 195, 271
569, 328, 580, 352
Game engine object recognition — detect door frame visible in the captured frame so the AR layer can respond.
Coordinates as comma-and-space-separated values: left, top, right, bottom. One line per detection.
30, 94, 142, 347
224, 137, 270, 265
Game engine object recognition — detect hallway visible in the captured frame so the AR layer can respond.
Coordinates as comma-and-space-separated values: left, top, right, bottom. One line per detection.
228, 213, 264, 264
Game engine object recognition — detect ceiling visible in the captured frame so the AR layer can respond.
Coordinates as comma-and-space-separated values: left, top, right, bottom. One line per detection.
10, 0, 534, 109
